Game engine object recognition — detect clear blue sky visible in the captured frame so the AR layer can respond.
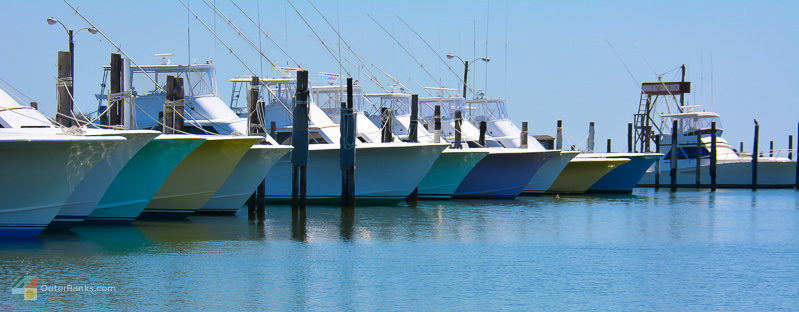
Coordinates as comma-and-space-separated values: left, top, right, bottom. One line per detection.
1, 0, 797, 152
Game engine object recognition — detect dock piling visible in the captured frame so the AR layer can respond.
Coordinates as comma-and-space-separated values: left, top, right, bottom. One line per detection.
164, 75, 184, 134
607, 139, 612, 153
520, 121, 528, 149
654, 135, 661, 188
247, 76, 262, 135
695, 132, 701, 188
769, 140, 774, 157
56, 51, 73, 127
789, 135, 794, 160
108, 53, 124, 127
711, 122, 717, 191
479, 121, 487, 147
292, 70, 310, 207
433, 105, 442, 143
453, 110, 463, 149
627, 122, 633, 153
380, 107, 394, 143
270, 121, 277, 142
409, 94, 419, 142
752, 120, 759, 190
556, 120, 563, 150
340, 78, 356, 206
796, 122, 799, 189
29, 102, 38, 110
670, 120, 678, 192
587, 122, 595, 152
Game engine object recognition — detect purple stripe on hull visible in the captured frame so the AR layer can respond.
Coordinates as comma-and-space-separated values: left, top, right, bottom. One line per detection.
453, 151, 553, 199
0, 227, 46, 238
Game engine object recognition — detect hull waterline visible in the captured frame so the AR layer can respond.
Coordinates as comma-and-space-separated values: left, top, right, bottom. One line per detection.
417, 149, 489, 199
265, 143, 448, 204
85, 135, 206, 224
546, 158, 631, 194
453, 149, 558, 199
586, 154, 661, 193
199, 145, 292, 214
141, 136, 260, 218
0, 135, 126, 238
523, 151, 580, 194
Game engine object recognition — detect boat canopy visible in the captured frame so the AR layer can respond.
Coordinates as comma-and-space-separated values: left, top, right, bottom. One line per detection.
107, 64, 218, 98
661, 112, 723, 134
364, 93, 412, 116
465, 98, 509, 121
418, 96, 466, 120
311, 84, 366, 117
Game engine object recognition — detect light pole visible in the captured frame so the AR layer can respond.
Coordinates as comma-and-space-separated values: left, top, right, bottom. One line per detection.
47, 17, 97, 117
446, 54, 490, 99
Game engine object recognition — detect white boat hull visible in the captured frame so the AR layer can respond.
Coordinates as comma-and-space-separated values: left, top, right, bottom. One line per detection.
639, 158, 797, 187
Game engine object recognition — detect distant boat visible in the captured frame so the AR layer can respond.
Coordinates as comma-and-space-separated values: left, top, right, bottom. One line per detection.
231, 75, 447, 203
415, 91, 559, 199
107, 60, 287, 215
638, 111, 797, 187
364, 92, 488, 199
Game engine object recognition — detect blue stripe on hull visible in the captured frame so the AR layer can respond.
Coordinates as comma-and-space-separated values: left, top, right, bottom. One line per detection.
454, 152, 549, 199
0, 226, 46, 238
587, 157, 658, 193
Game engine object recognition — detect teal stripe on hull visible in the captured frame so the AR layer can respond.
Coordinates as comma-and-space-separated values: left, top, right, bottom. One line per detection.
418, 150, 487, 198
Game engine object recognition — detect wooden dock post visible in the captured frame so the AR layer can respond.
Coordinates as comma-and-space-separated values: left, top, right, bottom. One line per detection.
670, 120, 678, 192
164, 75, 184, 134
247, 76, 262, 135
340, 78, 356, 206
556, 120, 563, 150
409, 94, 419, 142
433, 105, 442, 143
292, 70, 310, 207
607, 139, 612, 153
29, 102, 38, 110
711, 122, 717, 191
108, 53, 124, 127
654, 135, 661, 188
453, 110, 463, 149
769, 140, 774, 157
752, 120, 759, 190
270, 121, 277, 142
789, 135, 794, 160
695, 133, 701, 188
380, 107, 394, 142
627, 122, 633, 153
520, 121, 529, 149
479, 121, 487, 147
587, 122, 595, 152
56, 51, 73, 127
796, 122, 799, 189
740, 142, 744, 154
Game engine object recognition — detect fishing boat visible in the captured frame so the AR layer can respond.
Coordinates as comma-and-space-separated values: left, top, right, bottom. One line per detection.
87, 135, 206, 223
101, 58, 286, 216
0, 133, 126, 237
631, 69, 796, 188
0, 86, 161, 228
638, 111, 797, 187
363, 92, 488, 199
581, 153, 661, 193
467, 97, 638, 194
229, 75, 448, 203
417, 91, 559, 198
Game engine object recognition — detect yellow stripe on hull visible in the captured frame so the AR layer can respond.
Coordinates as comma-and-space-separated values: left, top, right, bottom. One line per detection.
546, 158, 630, 194
144, 136, 260, 215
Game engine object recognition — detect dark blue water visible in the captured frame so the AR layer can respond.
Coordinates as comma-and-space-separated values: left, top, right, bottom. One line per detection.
2, 189, 799, 311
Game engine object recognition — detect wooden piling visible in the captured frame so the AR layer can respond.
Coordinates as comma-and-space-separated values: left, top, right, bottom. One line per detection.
740, 142, 744, 154
164, 75, 184, 134
108, 53, 123, 127
654, 135, 661, 188
752, 120, 759, 190
711, 122, 717, 191
292, 70, 310, 206
769, 140, 774, 157
520, 121, 528, 149
695, 132, 701, 188
29, 102, 38, 110
340, 77, 356, 205
627, 122, 633, 153
247, 76, 262, 135
796, 122, 799, 189
270, 121, 277, 142
479, 121, 487, 147
556, 120, 563, 150
56, 51, 73, 127
433, 105, 442, 143
607, 139, 612, 153
789, 135, 794, 160
380, 107, 393, 143
587, 122, 595, 152
670, 120, 678, 192
453, 110, 463, 149
409, 94, 419, 142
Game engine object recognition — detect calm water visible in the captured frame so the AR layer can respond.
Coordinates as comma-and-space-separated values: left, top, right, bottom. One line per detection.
2, 189, 799, 311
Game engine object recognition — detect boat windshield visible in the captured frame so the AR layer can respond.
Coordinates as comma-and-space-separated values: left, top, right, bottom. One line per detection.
419, 97, 466, 120
311, 85, 366, 117
662, 114, 723, 134
364, 94, 412, 116
465, 99, 509, 121
128, 65, 217, 98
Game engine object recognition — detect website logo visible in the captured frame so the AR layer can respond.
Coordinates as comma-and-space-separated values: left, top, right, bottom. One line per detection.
11, 276, 38, 301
